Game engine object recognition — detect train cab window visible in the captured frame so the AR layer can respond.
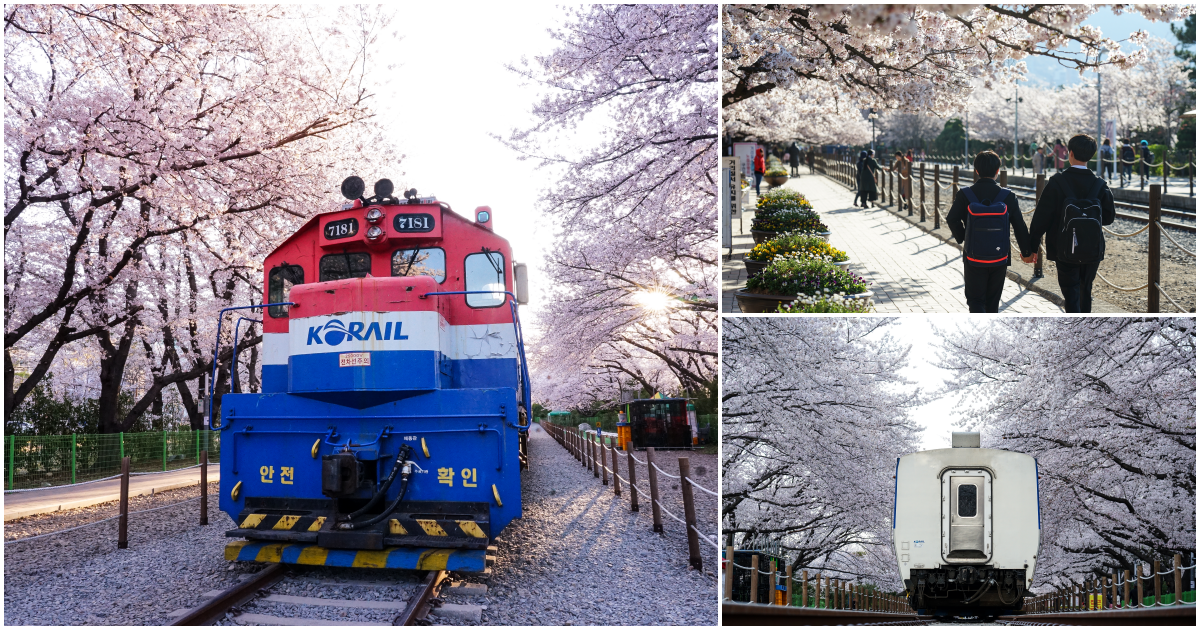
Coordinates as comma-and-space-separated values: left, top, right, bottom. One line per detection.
464, 251, 505, 307
391, 248, 446, 283
320, 252, 372, 282
957, 484, 977, 518
267, 264, 304, 318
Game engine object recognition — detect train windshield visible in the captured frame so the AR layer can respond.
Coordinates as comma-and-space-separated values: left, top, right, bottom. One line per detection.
392, 248, 446, 283
319, 252, 372, 281
958, 484, 977, 517
465, 252, 505, 307
267, 264, 304, 318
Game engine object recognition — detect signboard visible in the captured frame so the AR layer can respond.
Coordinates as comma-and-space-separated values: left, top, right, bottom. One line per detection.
323, 217, 359, 240
1104, 120, 1116, 143
338, 352, 371, 367
393, 213, 436, 233
722, 156, 743, 251
733, 142, 758, 182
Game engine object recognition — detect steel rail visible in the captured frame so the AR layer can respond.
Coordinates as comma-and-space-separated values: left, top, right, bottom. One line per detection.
998, 605, 1196, 626
394, 569, 449, 626
171, 562, 289, 625
722, 602, 930, 626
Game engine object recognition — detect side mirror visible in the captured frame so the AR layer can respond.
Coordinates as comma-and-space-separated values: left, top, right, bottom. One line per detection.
513, 262, 529, 305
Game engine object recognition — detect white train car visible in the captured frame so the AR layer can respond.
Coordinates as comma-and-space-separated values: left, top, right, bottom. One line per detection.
892, 432, 1041, 616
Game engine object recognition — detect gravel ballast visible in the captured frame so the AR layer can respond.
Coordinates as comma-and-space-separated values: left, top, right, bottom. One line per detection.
3, 425, 719, 625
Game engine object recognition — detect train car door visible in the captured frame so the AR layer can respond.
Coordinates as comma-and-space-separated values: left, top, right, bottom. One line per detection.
941, 469, 992, 563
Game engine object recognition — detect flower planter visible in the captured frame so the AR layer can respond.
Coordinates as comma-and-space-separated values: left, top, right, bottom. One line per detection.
765, 175, 789, 187
735, 289, 873, 313
750, 230, 831, 245
744, 258, 851, 279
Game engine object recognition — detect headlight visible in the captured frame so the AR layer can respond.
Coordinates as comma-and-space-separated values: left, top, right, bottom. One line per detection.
366, 207, 384, 224
366, 225, 384, 240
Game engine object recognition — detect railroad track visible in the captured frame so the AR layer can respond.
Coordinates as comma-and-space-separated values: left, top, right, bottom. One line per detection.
169, 563, 487, 626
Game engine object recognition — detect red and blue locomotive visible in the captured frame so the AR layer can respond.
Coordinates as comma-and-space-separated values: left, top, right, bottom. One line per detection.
211, 177, 530, 573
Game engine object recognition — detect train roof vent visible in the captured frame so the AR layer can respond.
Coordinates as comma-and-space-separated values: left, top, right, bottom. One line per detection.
952, 432, 980, 448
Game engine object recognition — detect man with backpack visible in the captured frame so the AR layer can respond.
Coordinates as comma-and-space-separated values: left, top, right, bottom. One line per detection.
946, 150, 1035, 313
1028, 134, 1116, 313
1119, 140, 1136, 187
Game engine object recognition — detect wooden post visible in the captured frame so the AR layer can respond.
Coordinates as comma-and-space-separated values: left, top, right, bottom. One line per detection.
786, 565, 793, 607
646, 447, 663, 533
724, 546, 734, 601
200, 450, 208, 525
802, 570, 808, 608
611, 437, 621, 497
1173, 554, 1182, 605
626, 442, 639, 512
1154, 559, 1162, 607
1124, 569, 1131, 609
822, 576, 828, 609
999, 168, 1008, 188
1137, 561, 1147, 607
1111, 572, 1118, 609
933, 164, 941, 229
599, 435, 608, 485
1148, 185, 1161, 313
919, 163, 926, 222
679, 457, 702, 571
1034, 173, 1047, 278
906, 161, 913, 216
592, 434, 599, 478
750, 554, 760, 604
117, 456, 130, 549
887, 169, 893, 206
952, 165, 960, 203
769, 559, 778, 605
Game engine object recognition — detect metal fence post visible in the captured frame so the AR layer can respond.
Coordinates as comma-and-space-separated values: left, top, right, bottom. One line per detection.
646, 446, 663, 533
200, 449, 209, 526
119, 431, 125, 461
680, 456, 702, 571
71, 434, 77, 484
1148, 184, 1161, 313
626, 442, 638, 512
118, 456, 130, 549
162, 430, 167, 472
6, 435, 12, 489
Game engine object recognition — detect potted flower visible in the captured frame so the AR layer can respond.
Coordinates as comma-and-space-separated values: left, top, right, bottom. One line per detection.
764, 166, 789, 187
743, 233, 851, 278
735, 258, 872, 313
756, 188, 812, 212
749, 207, 830, 244
775, 294, 875, 313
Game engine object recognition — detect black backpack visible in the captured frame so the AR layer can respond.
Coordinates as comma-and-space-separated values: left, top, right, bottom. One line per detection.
1121, 145, 1135, 161
1055, 177, 1105, 264
962, 187, 1011, 267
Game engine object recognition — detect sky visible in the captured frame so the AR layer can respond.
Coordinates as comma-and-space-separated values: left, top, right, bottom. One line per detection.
887, 317, 970, 451
1023, 7, 1189, 87
368, 5, 578, 333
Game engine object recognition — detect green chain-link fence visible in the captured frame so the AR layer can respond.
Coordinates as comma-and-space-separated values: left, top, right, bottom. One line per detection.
3, 430, 221, 491
541, 412, 718, 443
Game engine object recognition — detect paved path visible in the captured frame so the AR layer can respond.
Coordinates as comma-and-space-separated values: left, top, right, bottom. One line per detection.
724, 173, 1069, 313
3, 464, 219, 521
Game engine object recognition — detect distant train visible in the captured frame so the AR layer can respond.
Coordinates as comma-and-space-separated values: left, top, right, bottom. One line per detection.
212, 176, 530, 573
892, 432, 1040, 617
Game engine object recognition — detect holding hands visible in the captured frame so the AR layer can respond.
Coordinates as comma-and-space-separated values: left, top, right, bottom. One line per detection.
1020, 252, 1038, 264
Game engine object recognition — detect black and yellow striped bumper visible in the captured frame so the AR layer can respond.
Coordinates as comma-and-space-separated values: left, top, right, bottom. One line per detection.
224, 540, 489, 572
227, 501, 492, 550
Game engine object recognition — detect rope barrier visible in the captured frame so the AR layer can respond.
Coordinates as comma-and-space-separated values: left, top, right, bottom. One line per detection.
1157, 223, 1196, 257
4, 492, 213, 545
3, 463, 210, 494
629, 453, 647, 465
1095, 273, 1149, 292
652, 463, 681, 480
1155, 284, 1188, 313
1102, 223, 1151, 237
654, 498, 687, 526
685, 476, 718, 497
691, 524, 722, 551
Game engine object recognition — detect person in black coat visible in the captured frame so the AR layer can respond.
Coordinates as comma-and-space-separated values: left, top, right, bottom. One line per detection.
788, 142, 802, 176
947, 150, 1035, 313
1028, 134, 1116, 313
857, 150, 880, 207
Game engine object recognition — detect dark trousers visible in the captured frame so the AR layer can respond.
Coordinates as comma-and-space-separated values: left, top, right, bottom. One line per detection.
1055, 260, 1101, 313
963, 261, 1007, 313
754, 171, 763, 195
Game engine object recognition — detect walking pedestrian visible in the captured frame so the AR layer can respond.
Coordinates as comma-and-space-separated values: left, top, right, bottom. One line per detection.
1139, 140, 1152, 187
1028, 134, 1116, 313
946, 150, 1035, 313
1099, 138, 1114, 181
1119, 140, 1136, 186
789, 142, 802, 176
753, 147, 765, 196
1053, 139, 1068, 172
1032, 145, 1046, 176
806, 150, 815, 174
857, 150, 880, 208
889, 151, 910, 211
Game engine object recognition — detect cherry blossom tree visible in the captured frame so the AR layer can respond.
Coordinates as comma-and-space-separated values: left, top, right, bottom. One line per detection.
5, 5, 394, 431
503, 4, 718, 410
722, 318, 923, 588
936, 317, 1195, 592
722, 5, 1194, 144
